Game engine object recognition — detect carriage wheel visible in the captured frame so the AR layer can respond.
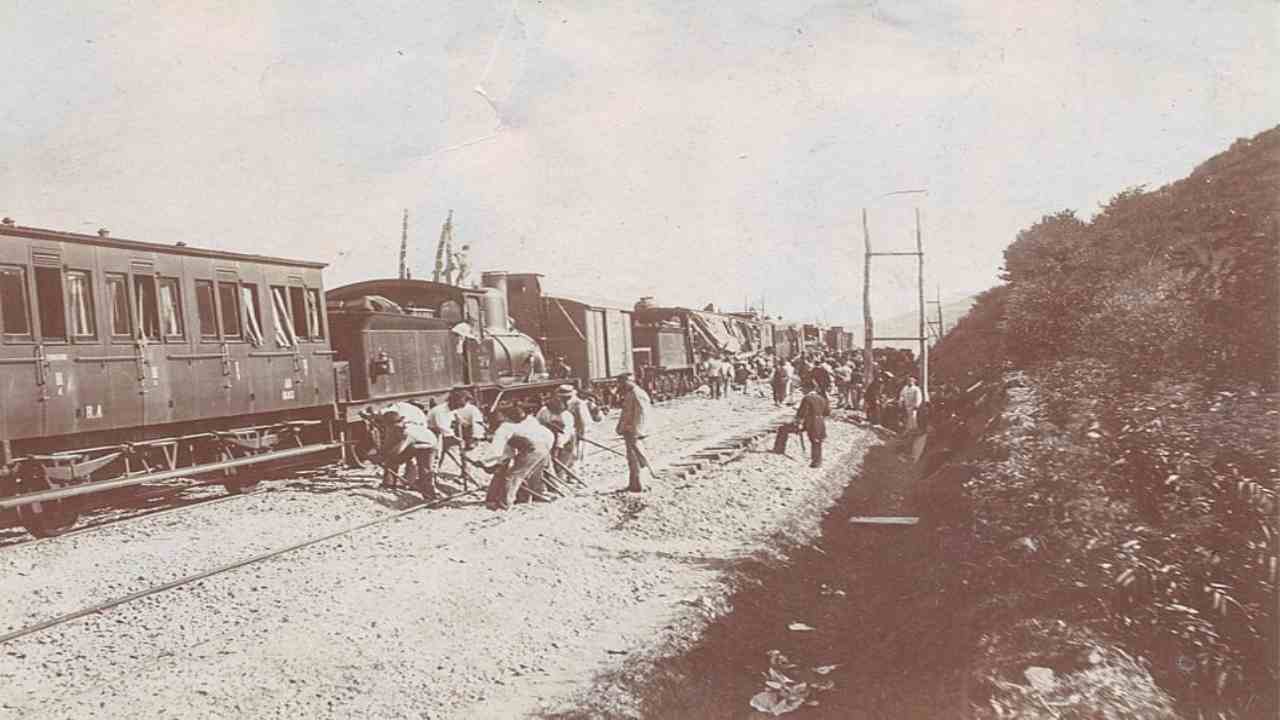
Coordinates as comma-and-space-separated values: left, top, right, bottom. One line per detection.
15, 464, 81, 538
217, 446, 263, 495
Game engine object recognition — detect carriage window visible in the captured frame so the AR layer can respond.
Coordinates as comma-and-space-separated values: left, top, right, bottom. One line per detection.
65, 271, 96, 339
157, 277, 184, 339
105, 274, 131, 337
134, 275, 161, 340
287, 286, 307, 340
217, 281, 241, 338
306, 288, 323, 339
195, 280, 218, 339
0, 266, 31, 337
240, 283, 264, 346
270, 285, 297, 347
33, 267, 67, 341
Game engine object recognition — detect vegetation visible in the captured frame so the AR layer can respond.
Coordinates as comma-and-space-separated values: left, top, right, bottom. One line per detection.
931, 126, 1279, 718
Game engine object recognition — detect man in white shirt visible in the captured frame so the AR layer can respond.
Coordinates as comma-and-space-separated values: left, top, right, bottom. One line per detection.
898, 376, 925, 434
427, 390, 477, 485
537, 393, 577, 481
375, 401, 438, 500
452, 391, 487, 449
482, 403, 554, 510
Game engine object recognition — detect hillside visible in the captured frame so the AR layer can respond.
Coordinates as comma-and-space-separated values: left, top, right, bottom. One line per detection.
923, 126, 1279, 718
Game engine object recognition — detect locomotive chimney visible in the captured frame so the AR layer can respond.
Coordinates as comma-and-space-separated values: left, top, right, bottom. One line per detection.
481, 271, 508, 297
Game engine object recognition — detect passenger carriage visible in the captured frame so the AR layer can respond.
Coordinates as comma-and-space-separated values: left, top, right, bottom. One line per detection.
0, 222, 340, 536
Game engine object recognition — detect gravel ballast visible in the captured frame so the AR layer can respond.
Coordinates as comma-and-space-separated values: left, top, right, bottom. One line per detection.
1, 394, 875, 719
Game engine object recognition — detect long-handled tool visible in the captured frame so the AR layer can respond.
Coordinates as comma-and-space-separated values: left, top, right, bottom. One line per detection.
551, 457, 589, 488
578, 435, 628, 460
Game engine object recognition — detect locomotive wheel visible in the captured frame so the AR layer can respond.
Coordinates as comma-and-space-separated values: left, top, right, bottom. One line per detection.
15, 464, 81, 538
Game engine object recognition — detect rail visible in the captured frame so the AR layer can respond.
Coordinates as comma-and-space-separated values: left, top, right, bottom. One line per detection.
0, 442, 340, 510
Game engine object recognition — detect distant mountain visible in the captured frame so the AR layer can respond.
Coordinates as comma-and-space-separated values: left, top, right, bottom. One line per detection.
849, 293, 980, 348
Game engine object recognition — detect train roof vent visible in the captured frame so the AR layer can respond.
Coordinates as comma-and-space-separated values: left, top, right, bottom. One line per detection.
97, 228, 110, 237
1, 217, 13, 226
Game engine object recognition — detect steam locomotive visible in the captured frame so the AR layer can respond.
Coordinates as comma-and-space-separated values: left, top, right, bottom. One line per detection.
0, 222, 853, 537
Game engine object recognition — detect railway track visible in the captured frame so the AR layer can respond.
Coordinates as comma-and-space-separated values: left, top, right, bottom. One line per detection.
0, 401, 789, 651
0, 394, 716, 550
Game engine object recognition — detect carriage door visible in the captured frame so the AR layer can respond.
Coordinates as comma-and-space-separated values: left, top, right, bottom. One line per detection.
29, 250, 75, 436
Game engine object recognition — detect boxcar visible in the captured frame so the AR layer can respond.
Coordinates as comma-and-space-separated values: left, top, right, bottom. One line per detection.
631, 306, 698, 398
490, 272, 635, 402
0, 222, 339, 536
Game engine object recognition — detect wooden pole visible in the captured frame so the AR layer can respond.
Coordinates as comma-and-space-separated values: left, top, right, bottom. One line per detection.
862, 209, 874, 387
916, 208, 928, 400
936, 284, 944, 339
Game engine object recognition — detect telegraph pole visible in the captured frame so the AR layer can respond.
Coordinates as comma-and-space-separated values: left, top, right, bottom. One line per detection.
916, 208, 928, 400
927, 284, 944, 341
861, 209, 874, 387
862, 205, 929, 398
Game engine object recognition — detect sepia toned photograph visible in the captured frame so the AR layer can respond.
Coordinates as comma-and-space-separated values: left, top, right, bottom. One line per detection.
1, 2, 1276, 718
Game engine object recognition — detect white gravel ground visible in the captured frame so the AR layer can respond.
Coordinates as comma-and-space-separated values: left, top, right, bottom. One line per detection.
0, 392, 874, 719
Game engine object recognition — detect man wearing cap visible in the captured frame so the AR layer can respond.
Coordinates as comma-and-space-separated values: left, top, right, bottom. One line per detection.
537, 393, 577, 481
557, 384, 593, 465
617, 373, 659, 492
375, 401, 439, 500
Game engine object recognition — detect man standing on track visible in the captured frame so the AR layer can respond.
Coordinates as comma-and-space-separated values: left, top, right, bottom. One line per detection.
617, 373, 659, 492
482, 403, 554, 510
376, 401, 439, 500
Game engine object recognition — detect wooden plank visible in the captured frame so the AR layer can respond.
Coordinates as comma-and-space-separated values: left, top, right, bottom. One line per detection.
848, 516, 919, 526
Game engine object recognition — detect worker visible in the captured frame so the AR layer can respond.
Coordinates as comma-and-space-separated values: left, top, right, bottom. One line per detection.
812, 358, 833, 400
865, 373, 883, 426
833, 361, 853, 409
375, 401, 439, 500
559, 384, 593, 462
428, 390, 473, 484
898, 376, 925, 434
452, 391, 487, 450
616, 373, 659, 492
770, 361, 790, 406
537, 393, 577, 481
772, 378, 829, 468
481, 403, 554, 510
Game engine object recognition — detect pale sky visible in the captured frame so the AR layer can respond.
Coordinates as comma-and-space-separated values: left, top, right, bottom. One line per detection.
2, 1, 1276, 325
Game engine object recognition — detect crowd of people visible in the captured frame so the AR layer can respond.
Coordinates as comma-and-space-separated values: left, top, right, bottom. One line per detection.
369, 374, 658, 511
368, 345, 928, 512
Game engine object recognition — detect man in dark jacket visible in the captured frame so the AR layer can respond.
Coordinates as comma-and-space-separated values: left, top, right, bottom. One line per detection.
772, 379, 829, 468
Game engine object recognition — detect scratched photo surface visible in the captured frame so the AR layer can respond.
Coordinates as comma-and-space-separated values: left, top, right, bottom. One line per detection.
1, 2, 1277, 719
